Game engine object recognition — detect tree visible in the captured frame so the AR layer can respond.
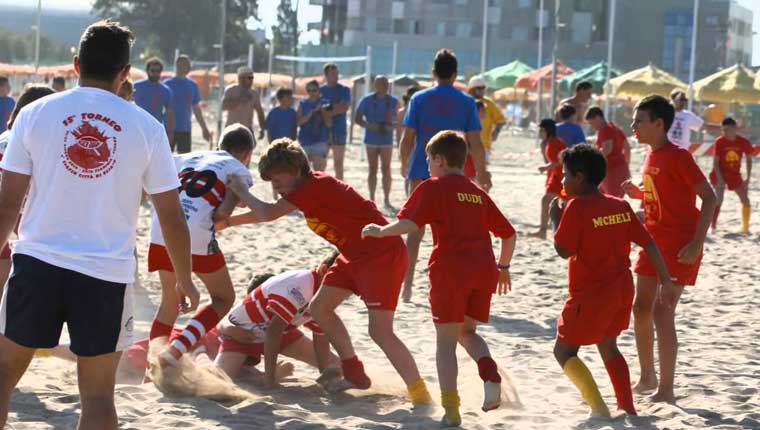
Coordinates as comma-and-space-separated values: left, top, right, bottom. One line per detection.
92, 0, 259, 69
271, 0, 298, 73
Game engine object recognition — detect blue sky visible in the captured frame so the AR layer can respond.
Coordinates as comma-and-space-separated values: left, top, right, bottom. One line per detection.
1, 0, 759, 64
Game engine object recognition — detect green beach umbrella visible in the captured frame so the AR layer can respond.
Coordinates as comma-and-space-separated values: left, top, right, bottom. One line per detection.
484, 60, 535, 89
559, 61, 621, 94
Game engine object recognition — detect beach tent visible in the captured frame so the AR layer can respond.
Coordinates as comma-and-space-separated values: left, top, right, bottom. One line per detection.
558, 61, 621, 94
484, 60, 534, 89
608, 63, 686, 98
691, 64, 760, 104
515, 61, 575, 91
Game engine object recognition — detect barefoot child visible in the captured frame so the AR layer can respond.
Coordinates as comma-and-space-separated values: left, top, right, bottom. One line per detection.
149, 124, 255, 367
219, 138, 432, 406
585, 107, 631, 197
214, 251, 341, 387
549, 144, 673, 418
709, 117, 752, 233
623, 95, 717, 403
531, 119, 566, 239
361, 131, 516, 426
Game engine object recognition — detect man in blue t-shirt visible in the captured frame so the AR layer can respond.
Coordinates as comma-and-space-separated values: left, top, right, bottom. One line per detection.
555, 104, 586, 148
0, 77, 15, 134
399, 48, 490, 303
133, 57, 174, 143
320, 63, 351, 180
265, 87, 297, 142
163, 55, 212, 153
355, 75, 398, 209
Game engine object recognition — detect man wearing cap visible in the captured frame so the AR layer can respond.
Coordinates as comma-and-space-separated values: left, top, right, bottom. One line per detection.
468, 75, 506, 160
668, 90, 707, 150
222, 66, 266, 140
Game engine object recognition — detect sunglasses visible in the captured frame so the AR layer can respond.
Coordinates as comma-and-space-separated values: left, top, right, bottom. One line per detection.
307, 88, 319, 93
241, 75, 254, 80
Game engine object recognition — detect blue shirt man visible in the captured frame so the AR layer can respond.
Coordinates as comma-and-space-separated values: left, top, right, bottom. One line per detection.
0, 76, 14, 134
319, 81, 351, 144
133, 80, 173, 124
356, 92, 399, 146
556, 121, 586, 148
266, 107, 297, 141
163, 55, 211, 153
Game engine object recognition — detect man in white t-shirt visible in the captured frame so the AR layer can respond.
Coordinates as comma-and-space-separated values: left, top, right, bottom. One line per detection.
668, 90, 704, 149
214, 251, 341, 387
0, 21, 194, 430
147, 123, 256, 368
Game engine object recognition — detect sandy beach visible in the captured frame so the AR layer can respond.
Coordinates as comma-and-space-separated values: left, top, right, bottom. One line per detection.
6, 129, 759, 430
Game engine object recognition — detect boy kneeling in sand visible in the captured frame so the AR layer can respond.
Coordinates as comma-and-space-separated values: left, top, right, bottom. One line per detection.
214, 251, 342, 388
361, 131, 516, 427
549, 144, 672, 418
218, 138, 433, 406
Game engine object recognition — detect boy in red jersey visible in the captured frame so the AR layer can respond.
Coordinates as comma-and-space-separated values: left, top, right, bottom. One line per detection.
585, 107, 631, 197
362, 131, 516, 427
622, 95, 717, 403
709, 117, 752, 233
531, 119, 566, 239
550, 144, 672, 418
217, 138, 432, 406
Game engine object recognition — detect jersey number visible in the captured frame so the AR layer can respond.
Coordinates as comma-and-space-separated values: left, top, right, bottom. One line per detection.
178, 168, 224, 206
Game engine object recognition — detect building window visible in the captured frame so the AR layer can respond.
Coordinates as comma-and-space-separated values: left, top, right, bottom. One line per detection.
377, 18, 391, 33
471, 22, 483, 38
454, 0, 468, 5
446, 22, 456, 37
347, 17, 364, 31
365, 17, 377, 33
456, 23, 472, 38
393, 19, 406, 34
705, 15, 719, 26
392, 1, 404, 19
574, 0, 593, 12
411, 20, 422, 35
518, 0, 532, 8
436, 22, 446, 36
511, 26, 529, 41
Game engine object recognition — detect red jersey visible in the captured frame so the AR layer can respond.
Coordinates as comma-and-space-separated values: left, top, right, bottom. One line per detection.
555, 193, 651, 299
546, 136, 567, 187
397, 175, 515, 291
713, 135, 752, 183
595, 122, 627, 168
641, 142, 706, 241
285, 171, 401, 259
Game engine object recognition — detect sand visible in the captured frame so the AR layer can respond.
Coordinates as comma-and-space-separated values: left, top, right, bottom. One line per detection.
5, 129, 759, 430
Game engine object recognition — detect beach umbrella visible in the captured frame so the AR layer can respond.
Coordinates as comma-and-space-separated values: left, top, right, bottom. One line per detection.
484, 60, 534, 89
391, 74, 420, 87
691, 64, 760, 104
514, 61, 575, 91
558, 61, 621, 94
608, 63, 686, 98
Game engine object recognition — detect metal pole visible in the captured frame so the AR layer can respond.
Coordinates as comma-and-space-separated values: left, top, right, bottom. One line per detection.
174, 48, 180, 72
549, 0, 560, 115
215, 0, 226, 147
536, 0, 544, 124
359, 46, 372, 160
390, 40, 398, 94
480, 0, 488, 74
603, 0, 616, 119
687, 0, 699, 111
248, 43, 254, 68
267, 40, 274, 88
34, 0, 41, 76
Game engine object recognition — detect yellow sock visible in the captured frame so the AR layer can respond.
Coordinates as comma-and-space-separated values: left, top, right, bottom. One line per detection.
742, 205, 751, 233
407, 378, 433, 406
440, 389, 461, 427
34, 348, 54, 358
562, 357, 610, 417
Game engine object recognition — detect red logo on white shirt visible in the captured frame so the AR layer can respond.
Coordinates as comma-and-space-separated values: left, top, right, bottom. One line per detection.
62, 119, 117, 179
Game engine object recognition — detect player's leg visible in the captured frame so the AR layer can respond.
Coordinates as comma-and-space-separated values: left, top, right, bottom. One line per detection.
0, 247, 10, 297
435, 322, 462, 427
737, 183, 751, 233
597, 337, 636, 415
458, 316, 501, 411
151, 269, 180, 340
402, 178, 426, 303
632, 275, 658, 393
214, 351, 248, 379
530, 192, 558, 239
650, 283, 685, 404
554, 339, 610, 417
0, 336, 35, 428
330, 136, 346, 180
366, 145, 380, 202
368, 308, 430, 405
165, 265, 235, 362
712, 182, 725, 230
76, 352, 122, 430
379, 145, 394, 209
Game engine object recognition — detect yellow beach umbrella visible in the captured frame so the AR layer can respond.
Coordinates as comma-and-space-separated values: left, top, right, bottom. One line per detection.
694, 64, 760, 104
608, 64, 687, 98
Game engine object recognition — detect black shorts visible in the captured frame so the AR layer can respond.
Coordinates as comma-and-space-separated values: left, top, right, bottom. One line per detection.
0, 254, 134, 357
173, 131, 192, 154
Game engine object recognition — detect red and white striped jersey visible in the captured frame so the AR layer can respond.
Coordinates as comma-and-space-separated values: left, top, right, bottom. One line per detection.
150, 150, 253, 255
226, 269, 323, 343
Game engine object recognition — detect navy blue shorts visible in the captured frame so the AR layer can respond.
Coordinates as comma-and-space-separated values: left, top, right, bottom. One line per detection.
0, 254, 134, 357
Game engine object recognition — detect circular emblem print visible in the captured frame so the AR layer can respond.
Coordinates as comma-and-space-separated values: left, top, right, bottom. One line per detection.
62, 119, 117, 179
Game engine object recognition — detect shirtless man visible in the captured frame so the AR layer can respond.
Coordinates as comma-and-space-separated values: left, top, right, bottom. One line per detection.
222, 66, 266, 141
559, 81, 593, 124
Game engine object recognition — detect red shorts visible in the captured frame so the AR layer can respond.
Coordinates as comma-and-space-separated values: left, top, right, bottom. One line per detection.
634, 236, 701, 286
600, 164, 631, 198
546, 177, 563, 195
0, 243, 10, 260
464, 155, 476, 179
148, 243, 226, 274
217, 328, 304, 363
557, 282, 634, 346
323, 243, 408, 311
428, 264, 497, 323
709, 170, 743, 191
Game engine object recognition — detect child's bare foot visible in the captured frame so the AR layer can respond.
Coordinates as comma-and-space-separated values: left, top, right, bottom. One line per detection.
158, 346, 182, 369
648, 391, 676, 404
528, 230, 547, 240
402, 285, 413, 303
482, 381, 501, 411
633, 378, 658, 394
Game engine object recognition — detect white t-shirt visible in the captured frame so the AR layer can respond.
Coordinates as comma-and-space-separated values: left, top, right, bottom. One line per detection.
0, 130, 9, 160
668, 110, 704, 149
0, 87, 180, 283
149, 150, 253, 255
226, 269, 323, 343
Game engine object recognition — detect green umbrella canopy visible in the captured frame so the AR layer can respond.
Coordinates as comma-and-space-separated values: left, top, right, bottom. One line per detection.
484, 60, 535, 89
559, 61, 621, 94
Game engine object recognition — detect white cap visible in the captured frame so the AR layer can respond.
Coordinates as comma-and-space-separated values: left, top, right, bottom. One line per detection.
468, 75, 487, 88
237, 66, 254, 75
